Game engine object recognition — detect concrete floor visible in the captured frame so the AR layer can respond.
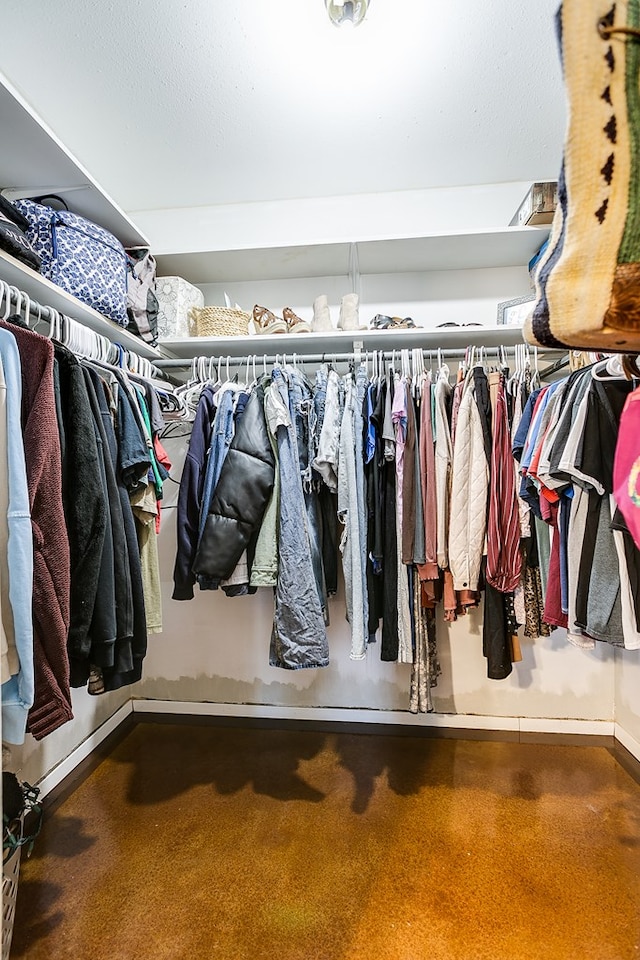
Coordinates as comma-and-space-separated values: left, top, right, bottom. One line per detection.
11, 723, 640, 960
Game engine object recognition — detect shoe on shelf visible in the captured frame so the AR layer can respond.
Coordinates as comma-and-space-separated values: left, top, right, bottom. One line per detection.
370, 314, 416, 330
283, 307, 312, 334
312, 295, 333, 332
253, 304, 287, 335
370, 314, 393, 329
391, 316, 416, 329
338, 293, 360, 331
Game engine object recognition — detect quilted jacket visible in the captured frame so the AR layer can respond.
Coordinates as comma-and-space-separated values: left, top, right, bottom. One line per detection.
448, 374, 489, 592
193, 384, 275, 581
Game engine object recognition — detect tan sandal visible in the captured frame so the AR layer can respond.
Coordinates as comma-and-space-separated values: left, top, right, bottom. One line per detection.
253, 304, 287, 335
283, 306, 312, 334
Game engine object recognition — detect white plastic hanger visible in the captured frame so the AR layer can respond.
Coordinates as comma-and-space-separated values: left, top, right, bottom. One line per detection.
592, 354, 625, 380
5, 286, 22, 322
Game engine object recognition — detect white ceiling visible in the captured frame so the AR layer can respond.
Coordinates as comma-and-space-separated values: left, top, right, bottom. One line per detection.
0, 0, 565, 215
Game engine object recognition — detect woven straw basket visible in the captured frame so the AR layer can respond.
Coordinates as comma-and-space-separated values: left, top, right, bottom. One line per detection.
190, 306, 251, 338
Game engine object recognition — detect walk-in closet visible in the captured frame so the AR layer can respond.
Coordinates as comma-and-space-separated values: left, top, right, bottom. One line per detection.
1, 2, 639, 959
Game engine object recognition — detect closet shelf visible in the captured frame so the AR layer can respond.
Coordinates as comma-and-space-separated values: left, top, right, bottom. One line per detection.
154, 227, 550, 285
0, 249, 170, 361
160, 324, 528, 360
0, 73, 148, 247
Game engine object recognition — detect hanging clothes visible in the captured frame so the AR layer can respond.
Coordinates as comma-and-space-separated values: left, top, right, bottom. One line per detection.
54, 345, 108, 686
87, 366, 148, 690
269, 366, 329, 670
1, 319, 72, 741
392, 374, 412, 663
338, 372, 368, 660
434, 369, 453, 571
516, 360, 640, 653
172, 385, 217, 600
0, 328, 33, 745
486, 372, 522, 593
169, 346, 574, 701
193, 383, 275, 583
449, 371, 489, 593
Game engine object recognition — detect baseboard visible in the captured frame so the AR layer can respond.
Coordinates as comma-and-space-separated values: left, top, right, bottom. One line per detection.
32, 699, 631, 806
131, 698, 614, 737
131, 699, 521, 729
614, 723, 640, 763
36, 700, 134, 801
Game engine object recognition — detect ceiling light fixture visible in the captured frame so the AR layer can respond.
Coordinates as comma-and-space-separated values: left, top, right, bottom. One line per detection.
325, 0, 369, 28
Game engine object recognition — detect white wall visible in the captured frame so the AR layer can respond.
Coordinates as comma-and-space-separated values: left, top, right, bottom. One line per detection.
615, 649, 640, 754
133, 183, 535, 256
145, 545, 615, 722
199, 265, 532, 331
8, 685, 130, 787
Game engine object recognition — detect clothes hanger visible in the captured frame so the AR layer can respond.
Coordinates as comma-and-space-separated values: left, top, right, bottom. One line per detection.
498, 344, 509, 376
47, 306, 63, 341
20, 292, 31, 326
437, 349, 450, 387
4, 285, 24, 324
507, 344, 521, 397
415, 348, 427, 398
592, 354, 626, 380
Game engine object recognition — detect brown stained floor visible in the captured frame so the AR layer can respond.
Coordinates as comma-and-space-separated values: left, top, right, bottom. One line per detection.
11, 723, 640, 960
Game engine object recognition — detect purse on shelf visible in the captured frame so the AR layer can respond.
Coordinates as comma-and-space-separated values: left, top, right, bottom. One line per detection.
125, 246, 159, 345
13, 194, 128, 327
0, 194, 41, 272
189, 305, 252, 338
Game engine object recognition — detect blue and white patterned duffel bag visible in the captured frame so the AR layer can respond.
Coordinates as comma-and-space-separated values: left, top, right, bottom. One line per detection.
14, 196, 128, 327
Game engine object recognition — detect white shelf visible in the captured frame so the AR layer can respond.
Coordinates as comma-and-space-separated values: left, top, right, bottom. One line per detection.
160, 324, 528, 360
0, 249, 167, 360
154, 227, 549, 285
0, 73, 148, 247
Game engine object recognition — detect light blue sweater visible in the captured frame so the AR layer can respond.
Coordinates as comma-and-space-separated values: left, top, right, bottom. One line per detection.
0, 328, 34, 744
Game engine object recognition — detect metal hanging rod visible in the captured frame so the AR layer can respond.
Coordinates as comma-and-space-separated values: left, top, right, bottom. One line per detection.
154, 345, 541, 370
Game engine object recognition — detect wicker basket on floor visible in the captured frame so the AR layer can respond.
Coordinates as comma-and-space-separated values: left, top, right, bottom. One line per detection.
2, 780, 42, 959
189, 306, 251, 338
2, 824, 23, 960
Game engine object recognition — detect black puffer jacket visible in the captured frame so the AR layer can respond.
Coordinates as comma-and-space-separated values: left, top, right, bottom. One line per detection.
193, 383, 275, 580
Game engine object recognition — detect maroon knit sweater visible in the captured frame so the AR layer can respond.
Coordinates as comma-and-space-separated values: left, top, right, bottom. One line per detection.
1, 321, 73, 739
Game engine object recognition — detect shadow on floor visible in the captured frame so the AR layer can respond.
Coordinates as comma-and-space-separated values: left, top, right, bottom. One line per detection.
27, 814, 98, 862
10, 880, 64, 958
107, 721, 633, 819
112, 722, 453, 814
117, 724, 330, 805
334, 732, 453, 813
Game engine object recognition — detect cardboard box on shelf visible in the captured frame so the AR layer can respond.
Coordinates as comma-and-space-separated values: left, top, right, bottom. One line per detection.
510, 181, 558, 227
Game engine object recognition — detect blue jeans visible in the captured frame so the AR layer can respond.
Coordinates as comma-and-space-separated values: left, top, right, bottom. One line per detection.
313, 364, 328, 445
269, 368, 329, 669
287, 368, 326, 619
